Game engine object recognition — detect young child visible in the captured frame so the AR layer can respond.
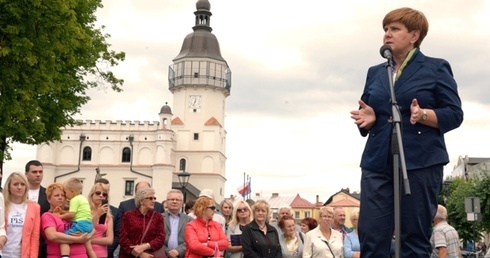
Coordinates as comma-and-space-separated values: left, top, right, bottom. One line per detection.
58, 177, 96, 258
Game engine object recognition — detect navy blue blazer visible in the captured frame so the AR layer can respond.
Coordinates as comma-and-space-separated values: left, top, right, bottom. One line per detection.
358, 50, 463, 172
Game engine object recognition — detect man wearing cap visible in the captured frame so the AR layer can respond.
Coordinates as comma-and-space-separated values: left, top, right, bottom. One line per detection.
189, 188, 226, 232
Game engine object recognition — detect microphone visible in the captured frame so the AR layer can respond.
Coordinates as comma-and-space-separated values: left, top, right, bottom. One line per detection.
380, 44, 393, 59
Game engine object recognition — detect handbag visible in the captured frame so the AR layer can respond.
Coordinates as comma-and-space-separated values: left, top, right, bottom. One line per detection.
214, 242, 220, 258
203, 242, 224, 258
140, 212, 167, 258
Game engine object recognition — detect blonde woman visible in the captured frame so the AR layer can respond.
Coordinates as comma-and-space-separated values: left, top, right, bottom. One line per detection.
344, 208, 360, 258
241, 200, 281, 258
220, 199, 234, 230
303, 206, 343, 258
3, 172, 40, 258
226, 200, 253, 258
88, 183, 114, 258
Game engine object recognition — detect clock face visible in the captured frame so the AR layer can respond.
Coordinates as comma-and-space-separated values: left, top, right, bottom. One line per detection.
188, 95, 202, 109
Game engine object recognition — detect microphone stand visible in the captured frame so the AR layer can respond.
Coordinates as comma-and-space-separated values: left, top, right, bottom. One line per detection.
384, 56, 411, 258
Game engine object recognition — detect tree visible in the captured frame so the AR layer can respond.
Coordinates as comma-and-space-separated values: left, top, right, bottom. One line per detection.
444, 177, 481, 246
0, 0, 125, 183
441, 165, 490, 248
473, 165, 490, 232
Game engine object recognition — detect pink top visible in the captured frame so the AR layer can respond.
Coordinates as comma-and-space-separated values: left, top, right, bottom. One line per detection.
92, 222, 108, 257
41, 212, 87, 258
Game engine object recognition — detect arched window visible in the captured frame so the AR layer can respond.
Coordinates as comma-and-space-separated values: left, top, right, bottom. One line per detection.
122, 147, 131, 163
179, 159, 186, 171
82, 146, 92, 161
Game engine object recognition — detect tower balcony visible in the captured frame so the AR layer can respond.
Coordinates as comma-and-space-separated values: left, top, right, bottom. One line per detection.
168, 62, 231, 95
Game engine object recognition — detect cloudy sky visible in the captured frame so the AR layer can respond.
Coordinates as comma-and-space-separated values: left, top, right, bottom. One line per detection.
4, 0, 490, 202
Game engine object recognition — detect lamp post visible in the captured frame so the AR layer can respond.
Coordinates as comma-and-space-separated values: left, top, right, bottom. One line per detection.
178, 171, 191, 212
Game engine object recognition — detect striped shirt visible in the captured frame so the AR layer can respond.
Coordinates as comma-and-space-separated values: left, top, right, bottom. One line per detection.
431, 221, 460, 258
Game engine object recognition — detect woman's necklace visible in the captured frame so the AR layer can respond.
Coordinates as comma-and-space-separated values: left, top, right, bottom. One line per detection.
258, 223, 267, 234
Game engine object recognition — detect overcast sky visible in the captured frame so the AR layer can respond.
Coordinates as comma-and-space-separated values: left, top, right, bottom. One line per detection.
4, 0, 490, 202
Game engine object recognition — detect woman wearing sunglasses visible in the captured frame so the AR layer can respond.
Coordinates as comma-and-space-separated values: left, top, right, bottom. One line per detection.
87, 183, 113, 258
119, 187, 165, 258
185, 196, 229, 258
226, 201, 253, 258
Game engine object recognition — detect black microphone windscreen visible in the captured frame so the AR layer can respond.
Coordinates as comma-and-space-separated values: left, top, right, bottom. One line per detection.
380, 45, 392, 59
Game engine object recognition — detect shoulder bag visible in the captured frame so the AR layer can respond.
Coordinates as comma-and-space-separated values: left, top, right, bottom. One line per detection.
140, 211, 167, 258
321, 240, 335, 258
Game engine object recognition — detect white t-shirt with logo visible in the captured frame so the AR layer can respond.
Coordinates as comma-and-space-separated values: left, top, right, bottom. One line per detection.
2, 202, 27, 258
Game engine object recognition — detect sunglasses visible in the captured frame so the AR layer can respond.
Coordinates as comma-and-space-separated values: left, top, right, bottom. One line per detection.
207, 206, 216, 210
94, 191, 108, 197
237, 208, 249, 212
145, 197, 157, 201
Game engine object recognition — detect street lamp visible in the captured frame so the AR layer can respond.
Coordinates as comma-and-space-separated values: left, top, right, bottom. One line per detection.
178, 171, 191, 212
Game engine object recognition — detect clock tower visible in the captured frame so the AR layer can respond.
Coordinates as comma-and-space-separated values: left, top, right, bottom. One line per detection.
168, 0, 231, 201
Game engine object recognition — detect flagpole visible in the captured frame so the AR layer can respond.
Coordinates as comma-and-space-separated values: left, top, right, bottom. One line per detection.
242, 172, 246, 198
248, 176, 252, 200
246, 174, 249, 200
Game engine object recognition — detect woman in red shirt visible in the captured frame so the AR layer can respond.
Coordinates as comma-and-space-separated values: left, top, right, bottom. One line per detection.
185, 196, 228, 258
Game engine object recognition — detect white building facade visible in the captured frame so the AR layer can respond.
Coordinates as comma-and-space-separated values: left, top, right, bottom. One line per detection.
36, 0, 231, 204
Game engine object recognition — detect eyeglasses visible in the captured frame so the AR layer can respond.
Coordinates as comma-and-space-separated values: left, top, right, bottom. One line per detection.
167, 198, 182, 202
94, 191, 108, 197
145, 197, 157, 201
237, 208, 249, 212
207, 206, 216, 210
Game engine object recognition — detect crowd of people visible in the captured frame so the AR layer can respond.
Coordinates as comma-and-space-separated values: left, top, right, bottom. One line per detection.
0, 159, 360, 258
0, 158, 485, 258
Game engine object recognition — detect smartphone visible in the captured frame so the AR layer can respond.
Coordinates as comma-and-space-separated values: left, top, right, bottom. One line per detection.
98, 199, 108, 224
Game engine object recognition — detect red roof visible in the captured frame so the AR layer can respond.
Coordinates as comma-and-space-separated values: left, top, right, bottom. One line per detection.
171, 117, 184, 125
290, 194, 315, 208
204, 117, 222, 126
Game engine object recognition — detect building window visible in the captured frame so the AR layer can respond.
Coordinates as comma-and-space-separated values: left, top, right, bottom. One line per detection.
82, 146, 92, 161
295, 211, 300, 219
125, 180, 135, 195
193, 133, 199, 140
179, 159, 186, 171
122, 147, 131, 163
304, 211, 311, 218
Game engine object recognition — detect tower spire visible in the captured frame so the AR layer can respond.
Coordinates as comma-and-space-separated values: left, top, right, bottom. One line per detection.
194, 0, 212, 32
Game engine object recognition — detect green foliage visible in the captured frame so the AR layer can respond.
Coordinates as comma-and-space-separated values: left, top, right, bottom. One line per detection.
440, 165, 490, 245
0, 0, 125, 163
473, 165, 490, 232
